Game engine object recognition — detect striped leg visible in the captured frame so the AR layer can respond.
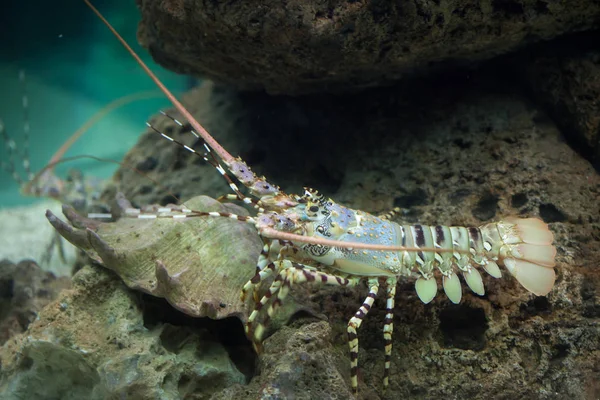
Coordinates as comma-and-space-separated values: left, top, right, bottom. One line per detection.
348, 278, 380, 394
241, 260, 277, 302
383, 277, 397, 391
241, 241, 274, 302
249, 261, 360, 348
216, 193, 262, 210
246, 271, 284, 352
254, 266, 293, 344
377, 207, 402, 221
240, 240, 294, 303
257, 263, 360, 342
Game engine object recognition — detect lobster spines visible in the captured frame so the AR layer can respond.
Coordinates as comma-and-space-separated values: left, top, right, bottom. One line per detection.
227, 158, 299, 209
227, 158, 271, 194
492, 217, 557, 296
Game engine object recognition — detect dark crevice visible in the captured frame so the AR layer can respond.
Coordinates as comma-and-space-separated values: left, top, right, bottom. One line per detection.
439, 305, 488, 351
472, 191, 499, 221
141, 294, 256, 382
539, 203, 567, 223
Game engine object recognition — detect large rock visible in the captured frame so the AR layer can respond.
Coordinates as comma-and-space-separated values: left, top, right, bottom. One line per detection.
137, 0, 600, 94
212, 322, 354, 400
106, 71, 599, 398
0, 266, 247, 400
0, 259, 70, 345
518, 39, 600, 167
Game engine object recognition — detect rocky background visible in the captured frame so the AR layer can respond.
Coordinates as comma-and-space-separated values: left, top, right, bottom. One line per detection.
1, 1, 599, 399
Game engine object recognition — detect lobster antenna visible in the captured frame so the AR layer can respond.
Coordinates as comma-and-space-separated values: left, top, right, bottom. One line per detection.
47, 90, 164, 167
145, 118, 253, 205
259, 227, 471, 254
83, 0, 235, 167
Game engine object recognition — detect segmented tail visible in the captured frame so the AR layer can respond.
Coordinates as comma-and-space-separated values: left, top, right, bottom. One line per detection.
490, 217, 556, 296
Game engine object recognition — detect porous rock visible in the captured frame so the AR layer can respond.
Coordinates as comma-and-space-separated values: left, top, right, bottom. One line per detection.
519, 40, 600, 167
137, 0, 600, 94
0, 265, 246, 400
0, 259, 70, 345
109, 69, 599, 398
212, 321, 354, 400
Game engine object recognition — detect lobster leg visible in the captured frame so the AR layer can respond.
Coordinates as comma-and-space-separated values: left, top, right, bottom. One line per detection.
240, 242, 275, 302
216, 193, 261, 209
383, 277, 397, 391
377, 207, 403, 221
246, 267, 284, 351
349, 278, 380, 394
249, 261, 360, 346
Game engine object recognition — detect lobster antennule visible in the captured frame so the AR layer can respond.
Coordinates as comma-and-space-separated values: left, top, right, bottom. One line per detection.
499, 218, 557, 296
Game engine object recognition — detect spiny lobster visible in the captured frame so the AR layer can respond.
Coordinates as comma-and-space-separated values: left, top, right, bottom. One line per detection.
84, 1, 557, 394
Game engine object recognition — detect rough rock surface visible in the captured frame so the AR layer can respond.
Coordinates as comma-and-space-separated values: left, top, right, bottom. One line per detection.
106, 69, 599, 398
519, 39, 600, 167
0, 259, 70, 345
137, 0, 600, 94
0, 265, 248, 400
212, 321, 354, 400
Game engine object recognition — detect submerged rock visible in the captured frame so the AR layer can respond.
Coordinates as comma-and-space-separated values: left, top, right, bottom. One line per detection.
0, 265, 247, 400
0, 259, 70, 345
137, 0, 600, 94
521, 42, 600, 167
212, 321, 354, 400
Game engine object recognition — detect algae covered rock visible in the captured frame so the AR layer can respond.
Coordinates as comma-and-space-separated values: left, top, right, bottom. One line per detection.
212, 321, 354, 400
0, 259, 70, 345
0, 265, 247, 400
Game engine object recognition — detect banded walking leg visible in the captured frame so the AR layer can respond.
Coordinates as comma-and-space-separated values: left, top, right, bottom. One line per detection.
216, 193, 261, 208
378, 207, 402, 221
348, 278, 380, 394
246, 269, 284, 351
249, 261, 360, 347
383, 277, 397, 391
240, 241, 274, 302
257, 263, 361, 341
240, 240, 294, 303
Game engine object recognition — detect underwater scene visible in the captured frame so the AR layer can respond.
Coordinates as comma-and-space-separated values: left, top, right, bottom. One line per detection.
0, 1, 599, 399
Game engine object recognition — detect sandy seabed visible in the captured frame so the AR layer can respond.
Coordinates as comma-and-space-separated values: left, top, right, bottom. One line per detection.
0, 200, 76, 277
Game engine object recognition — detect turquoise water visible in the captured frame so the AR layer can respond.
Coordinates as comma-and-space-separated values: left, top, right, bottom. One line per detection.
0, 1, 189, 208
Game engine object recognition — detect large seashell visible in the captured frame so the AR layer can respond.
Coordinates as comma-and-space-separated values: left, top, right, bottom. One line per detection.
46, 195, 262, 322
